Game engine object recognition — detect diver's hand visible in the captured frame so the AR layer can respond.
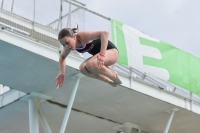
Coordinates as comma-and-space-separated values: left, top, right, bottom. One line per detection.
97, 52, 105, 68
55, 73, 65, 89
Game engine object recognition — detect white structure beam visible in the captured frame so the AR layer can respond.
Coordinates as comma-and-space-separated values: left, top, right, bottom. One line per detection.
29, 96, 39, 133
21, 93, 52, 133
38, 100, 52, 133
59, 73, 84, 133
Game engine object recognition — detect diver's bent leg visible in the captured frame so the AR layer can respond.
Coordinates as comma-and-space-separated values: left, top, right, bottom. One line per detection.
79, 61, 118, 87
85, 49, 122, 84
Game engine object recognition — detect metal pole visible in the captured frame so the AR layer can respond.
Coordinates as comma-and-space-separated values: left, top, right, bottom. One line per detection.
29, 96, 39, 133
1, 0, 4, 9
37, 100, 52, 133
163, 110, 175, 133
59, 76, 81, 133
11, 0, 15, 13
58, 0, 63, 51
67, 3, 71, 28
60, 0, 63, 30
57, 0, 63, 30
129, 68, 133, 88
33, 0, 36, 30
190, 92, 193, 111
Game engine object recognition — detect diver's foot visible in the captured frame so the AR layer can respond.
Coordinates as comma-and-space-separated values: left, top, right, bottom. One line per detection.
112, 71, 122, 84
108, 82, 118, 87
105, 77, 118, 87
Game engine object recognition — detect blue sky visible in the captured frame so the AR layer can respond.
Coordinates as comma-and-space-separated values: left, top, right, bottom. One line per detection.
79, 0, 200, 57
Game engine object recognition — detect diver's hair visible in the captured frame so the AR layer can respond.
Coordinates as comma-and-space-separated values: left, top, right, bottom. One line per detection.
58, 24, 79, 40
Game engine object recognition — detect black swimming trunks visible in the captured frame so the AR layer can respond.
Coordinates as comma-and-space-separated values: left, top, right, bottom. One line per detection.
76, 39, 118, 55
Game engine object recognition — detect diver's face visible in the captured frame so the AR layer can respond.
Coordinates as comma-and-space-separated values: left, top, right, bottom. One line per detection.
59, 35, 76, 50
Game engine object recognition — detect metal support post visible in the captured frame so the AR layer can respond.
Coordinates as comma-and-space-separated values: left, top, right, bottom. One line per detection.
163, 108, 179, 133
32, 0, 36, 31
1, 0, 4, 9
57, 0, 63, 30
129, 68, 134, 88
21, 92, 52, 133
11, 0, 15, 12
57, 0, 63, 51
190, 92, 193, 111
60, 0, 63, 29
29, 96, 39, 133
37, 100, 52, 133
59, 73, 84, 133
67, 3, 71, 28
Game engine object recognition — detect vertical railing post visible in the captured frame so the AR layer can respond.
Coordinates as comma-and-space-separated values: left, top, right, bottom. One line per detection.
11, 0, 15, 13
57, 0, 63, 51
57, 0, 63, 30
190, 92, 193, 111
1, 0, 4, 9
67, 3, 71, 28
129, 67, 134, 88
32, 0, 36, 31
60, 0, 63, 30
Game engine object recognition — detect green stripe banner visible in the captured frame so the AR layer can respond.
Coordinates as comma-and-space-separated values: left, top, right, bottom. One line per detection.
111, 18, 200, 95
